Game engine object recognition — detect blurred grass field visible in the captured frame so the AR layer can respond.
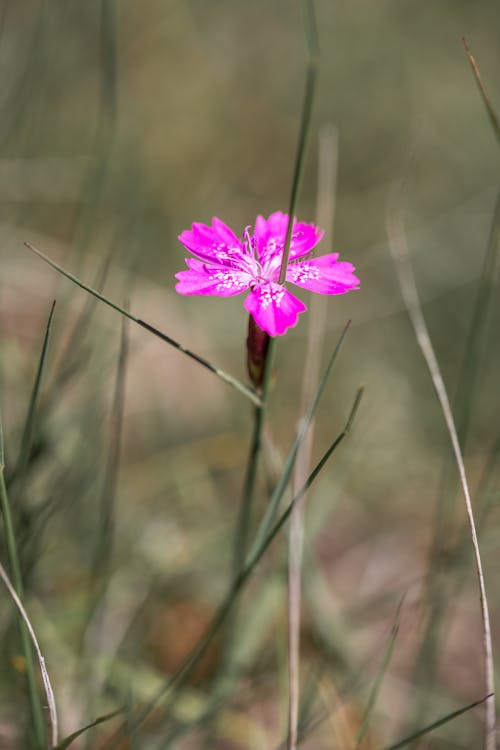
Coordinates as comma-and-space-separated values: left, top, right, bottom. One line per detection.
1, 1, 500, 748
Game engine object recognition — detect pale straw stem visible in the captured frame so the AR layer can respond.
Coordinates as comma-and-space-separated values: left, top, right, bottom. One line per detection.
387, 186, 496, 750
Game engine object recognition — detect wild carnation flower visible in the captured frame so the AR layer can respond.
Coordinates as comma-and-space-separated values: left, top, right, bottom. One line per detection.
175, 211, 359, 337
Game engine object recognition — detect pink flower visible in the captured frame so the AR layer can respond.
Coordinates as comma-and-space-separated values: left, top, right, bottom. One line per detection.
175, 212, 360, 337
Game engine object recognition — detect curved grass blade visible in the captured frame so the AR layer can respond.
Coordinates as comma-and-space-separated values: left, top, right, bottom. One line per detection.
383, 694, 493, 750
54, 707, 124, 750
0, 413, 46, 748
388, 192, 496, 750
0, 560, 58, 748
406, 38, 500, 729
24, 242, 261, 407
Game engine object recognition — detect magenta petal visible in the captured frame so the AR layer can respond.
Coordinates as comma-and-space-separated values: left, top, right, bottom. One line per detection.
286, 254, 360, 295
178, 218, 245, 267
244, 282, 307, 336
175, 266, 251, 296
254, 212, 324, 267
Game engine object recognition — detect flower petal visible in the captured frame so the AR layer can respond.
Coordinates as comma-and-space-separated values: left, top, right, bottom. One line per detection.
286, 254, 360, 295
244, 282, 307, 336
178, 218, 246, 267
253, 212, 324, 269
175, 265, 252, 296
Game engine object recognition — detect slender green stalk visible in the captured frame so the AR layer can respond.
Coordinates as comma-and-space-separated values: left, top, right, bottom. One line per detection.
0, 416, 46, 749
24, 242, 261, 407
235, 0, 319, 572
82, 315, 129, 746
287, 124, 337, 750
278, 0, 319, 285
232, 339, 276, 576
90, 313, 129, 599
72, 0, 117, 257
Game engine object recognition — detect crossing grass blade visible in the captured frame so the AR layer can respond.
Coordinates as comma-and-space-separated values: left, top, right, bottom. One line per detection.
24, 241, 261, 407
383, 694, 493, 750
248, 321, 351, 562
54, 708, 124, 750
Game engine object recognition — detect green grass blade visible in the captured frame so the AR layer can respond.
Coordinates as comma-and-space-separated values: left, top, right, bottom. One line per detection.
24, 242, 261, 406
14, 300, 56, 479
52, 249, 114, 391
54, 708, 124, 750
278, 0, 319, 284
92, 312, 129, 586
0, 412, 4, 470
383, 694, 493, 750
355, 597, 403, 748
248, 386, 363, 569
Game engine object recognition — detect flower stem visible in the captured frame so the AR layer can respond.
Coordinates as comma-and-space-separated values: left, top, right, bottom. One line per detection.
233, 333, 276, 579
0, 419, 46, 749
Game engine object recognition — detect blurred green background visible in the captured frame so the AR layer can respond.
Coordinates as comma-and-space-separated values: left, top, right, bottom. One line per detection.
1, 1, 499, 748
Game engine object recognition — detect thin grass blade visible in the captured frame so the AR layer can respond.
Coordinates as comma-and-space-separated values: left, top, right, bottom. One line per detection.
278, 0, 319, 284
24, 242, 261, 406
14, 300, 56, 479
249, 386, 363, 568
383, 694, 493, 750
0, 561, 58, 748
54, 708, 124, 750
0, 412, 47, 748
462, 37, 500, 146
248, 321, 351, 562
287, 125, 338, 750
355, 598, 403, 748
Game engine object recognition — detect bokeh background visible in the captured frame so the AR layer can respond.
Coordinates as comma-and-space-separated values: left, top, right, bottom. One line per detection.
1, 1, 500, 748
